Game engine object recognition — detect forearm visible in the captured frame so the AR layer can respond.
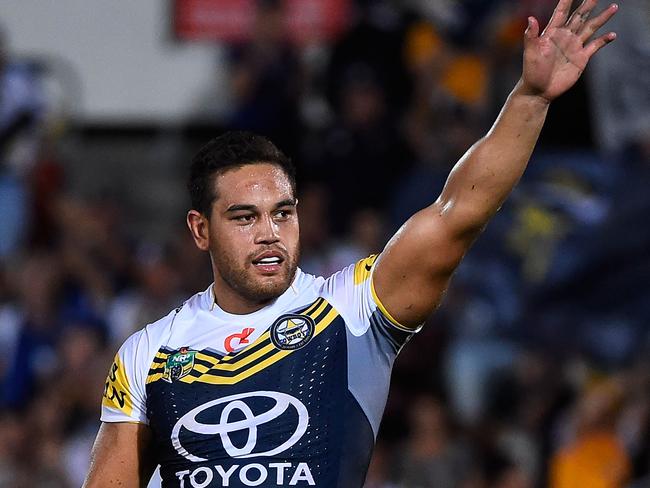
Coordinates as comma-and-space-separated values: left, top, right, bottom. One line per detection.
435, 79, 550, 235
83, 422, 154, 488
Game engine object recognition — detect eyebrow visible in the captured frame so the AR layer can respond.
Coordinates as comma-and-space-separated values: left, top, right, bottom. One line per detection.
225, 199, 297, 213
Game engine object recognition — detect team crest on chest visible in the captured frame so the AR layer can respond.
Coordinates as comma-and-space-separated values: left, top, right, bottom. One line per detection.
270, 314, 316, 351
162, 347, 196, 382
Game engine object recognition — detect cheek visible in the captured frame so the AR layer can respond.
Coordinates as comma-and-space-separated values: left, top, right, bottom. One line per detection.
285, 222, 300, 251
211, 225, 254, 259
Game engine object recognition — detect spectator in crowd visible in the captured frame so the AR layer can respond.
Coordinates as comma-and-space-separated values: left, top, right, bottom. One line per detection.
550, 379, 630, 488
314, 63, 413, 233
588, 0, 650, 154
1, 252, 63, 408
0, 27, 45, 258
226, 0, 303, 157
392, 395, 476, 487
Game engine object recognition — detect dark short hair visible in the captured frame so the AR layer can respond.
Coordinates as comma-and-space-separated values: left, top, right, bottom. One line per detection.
188, 131, 296, 216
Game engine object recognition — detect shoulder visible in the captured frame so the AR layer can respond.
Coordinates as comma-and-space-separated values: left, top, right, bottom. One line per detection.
319, 255, 378, 298
293, 268, 325, 292
116, 312, 173, 371
118, 287, 209, 361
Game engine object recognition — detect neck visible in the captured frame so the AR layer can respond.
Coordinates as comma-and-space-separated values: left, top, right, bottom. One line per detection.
211, 284, 275, 315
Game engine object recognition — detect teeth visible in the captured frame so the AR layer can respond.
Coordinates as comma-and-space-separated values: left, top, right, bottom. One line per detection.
258, 257, 280, 264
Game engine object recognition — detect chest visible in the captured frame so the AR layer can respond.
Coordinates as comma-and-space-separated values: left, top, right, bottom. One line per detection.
145, 301, 349, 464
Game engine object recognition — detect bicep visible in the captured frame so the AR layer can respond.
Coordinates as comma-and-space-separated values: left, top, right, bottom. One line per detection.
83, 422, 155, 488
373, 203, 478, 327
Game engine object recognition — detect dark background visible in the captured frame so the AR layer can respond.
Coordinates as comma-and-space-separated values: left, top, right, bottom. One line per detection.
1, 0, 649, 486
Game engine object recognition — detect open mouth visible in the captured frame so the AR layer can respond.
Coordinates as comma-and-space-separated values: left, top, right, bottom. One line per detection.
252, 252, 285, 272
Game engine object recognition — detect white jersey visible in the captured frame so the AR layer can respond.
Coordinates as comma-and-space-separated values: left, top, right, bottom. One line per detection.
101, 256, 418, 487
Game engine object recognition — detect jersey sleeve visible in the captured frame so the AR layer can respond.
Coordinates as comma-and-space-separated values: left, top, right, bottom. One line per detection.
322, 254, 421, 353
101, 329, 150, 424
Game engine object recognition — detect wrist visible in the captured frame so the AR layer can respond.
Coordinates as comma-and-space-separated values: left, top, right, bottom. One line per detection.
512, 79, 552, 106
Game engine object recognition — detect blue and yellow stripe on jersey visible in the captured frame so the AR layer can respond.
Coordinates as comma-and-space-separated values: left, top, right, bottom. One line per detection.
353, 254, 416, 333
146, 297, 337, 386
102, 354, 135, 416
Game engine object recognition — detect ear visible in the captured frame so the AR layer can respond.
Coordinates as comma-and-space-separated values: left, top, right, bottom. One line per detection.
187, 210, 210, 251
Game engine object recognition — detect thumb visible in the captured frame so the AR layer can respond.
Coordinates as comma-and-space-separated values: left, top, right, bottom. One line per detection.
524, 16, 540, 42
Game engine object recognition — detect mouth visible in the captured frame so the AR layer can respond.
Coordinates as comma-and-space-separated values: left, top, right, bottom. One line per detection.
251, 251, 286, 274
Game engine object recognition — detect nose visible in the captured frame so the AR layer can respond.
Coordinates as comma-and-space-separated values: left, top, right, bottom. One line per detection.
254, 214, 280, 245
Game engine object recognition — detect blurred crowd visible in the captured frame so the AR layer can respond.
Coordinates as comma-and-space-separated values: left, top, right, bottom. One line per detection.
1, 0, 650, 487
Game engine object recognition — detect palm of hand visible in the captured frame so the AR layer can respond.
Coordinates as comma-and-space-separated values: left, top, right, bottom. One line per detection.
522, 0, 618, 101
524, 27, 590, 101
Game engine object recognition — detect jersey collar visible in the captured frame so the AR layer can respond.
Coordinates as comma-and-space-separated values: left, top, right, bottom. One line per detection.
202, 268, 305, 324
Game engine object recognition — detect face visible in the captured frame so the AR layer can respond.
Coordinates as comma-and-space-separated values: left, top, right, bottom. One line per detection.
188, 163, 299, 312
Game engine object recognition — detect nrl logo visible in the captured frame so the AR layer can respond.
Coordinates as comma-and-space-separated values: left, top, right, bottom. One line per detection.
163, 347, 197, 383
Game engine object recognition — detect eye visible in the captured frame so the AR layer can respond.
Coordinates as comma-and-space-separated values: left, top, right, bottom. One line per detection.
274, 209, 293, 220
233, 214, 254, 223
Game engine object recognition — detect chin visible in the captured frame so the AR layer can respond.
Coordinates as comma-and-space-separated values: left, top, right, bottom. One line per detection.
254, 276, 292, 301
233, 269, 288, 303
242, 284, 285, 305
218, 260, 297, 305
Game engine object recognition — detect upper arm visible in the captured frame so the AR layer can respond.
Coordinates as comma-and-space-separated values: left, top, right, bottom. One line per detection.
373, 201, 480, 327
85, 328, 158, 486
83, 422, 155, 488
322, 257, 418, 350
373, 84, 551, 328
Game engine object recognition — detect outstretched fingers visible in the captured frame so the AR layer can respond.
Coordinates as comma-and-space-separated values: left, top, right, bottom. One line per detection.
567, 0, 597, 33
585, 31, 617, 58
546, 0, 573, 30
579, 3, 619, 43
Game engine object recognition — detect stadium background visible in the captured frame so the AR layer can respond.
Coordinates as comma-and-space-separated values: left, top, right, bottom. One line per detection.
1, 0, 649, 486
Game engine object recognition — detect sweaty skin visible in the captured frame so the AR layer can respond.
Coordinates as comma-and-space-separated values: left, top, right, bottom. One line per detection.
83, 1, 618, 485
188, 164, 300, 314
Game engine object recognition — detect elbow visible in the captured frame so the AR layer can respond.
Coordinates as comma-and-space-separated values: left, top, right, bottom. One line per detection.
432, 198, 492, 240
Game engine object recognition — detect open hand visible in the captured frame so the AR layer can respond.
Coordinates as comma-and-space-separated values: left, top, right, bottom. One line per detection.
522, 0, 618, 101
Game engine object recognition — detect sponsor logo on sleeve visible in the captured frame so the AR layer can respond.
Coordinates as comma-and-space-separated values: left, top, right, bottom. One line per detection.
102, 354, 133, 415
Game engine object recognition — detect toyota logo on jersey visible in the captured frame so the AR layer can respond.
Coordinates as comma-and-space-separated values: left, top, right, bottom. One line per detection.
171, 391, 309, 462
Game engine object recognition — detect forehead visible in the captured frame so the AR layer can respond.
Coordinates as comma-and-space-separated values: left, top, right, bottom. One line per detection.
213, 163, 293, 207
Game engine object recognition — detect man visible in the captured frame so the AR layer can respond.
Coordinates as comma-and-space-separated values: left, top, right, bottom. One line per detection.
0, 28, 45, 258
84, 1, 618, 486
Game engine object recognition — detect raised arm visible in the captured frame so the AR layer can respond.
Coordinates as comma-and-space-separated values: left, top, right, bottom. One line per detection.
83, 422, 155, 488
373, 0, 618, 327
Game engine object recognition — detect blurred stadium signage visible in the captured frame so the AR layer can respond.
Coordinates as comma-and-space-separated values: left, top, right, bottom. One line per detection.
173, 0, 350, 44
